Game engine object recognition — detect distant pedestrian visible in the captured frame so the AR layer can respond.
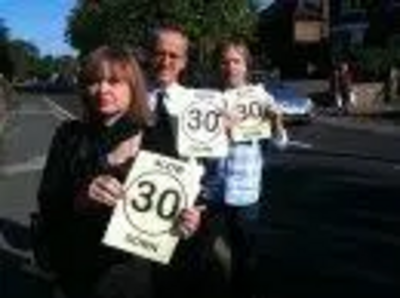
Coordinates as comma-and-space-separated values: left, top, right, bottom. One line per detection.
385, 65, 400, 103
331, 61, 355, 112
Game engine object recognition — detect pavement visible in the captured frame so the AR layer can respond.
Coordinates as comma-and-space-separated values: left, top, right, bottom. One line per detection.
0, 115, 6, 136
313, 105, 400, 137
0, 96, 7, 136
0, 80, 14, 137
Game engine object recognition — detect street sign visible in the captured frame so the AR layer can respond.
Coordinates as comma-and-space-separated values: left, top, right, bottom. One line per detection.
225, 85, 272, 142
294, 20, 323, 43
178, 89, 228, 157
102, 151, 203, 264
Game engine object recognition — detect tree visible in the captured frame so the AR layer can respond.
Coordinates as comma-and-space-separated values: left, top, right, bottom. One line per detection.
67, 1, 108, 55
364, 0, 389, 47
8, 39, 41, 81
0, 18, 76, 83
257, 2, 294, 74
0, 19, 13, 79
0, 18, 8, 41
67, 0, 257, 83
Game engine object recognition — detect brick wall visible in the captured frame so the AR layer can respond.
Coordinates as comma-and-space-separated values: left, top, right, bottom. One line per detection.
351, 83, 385, 114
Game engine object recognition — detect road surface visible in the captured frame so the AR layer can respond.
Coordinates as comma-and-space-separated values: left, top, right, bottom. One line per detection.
1, 92, 400, 297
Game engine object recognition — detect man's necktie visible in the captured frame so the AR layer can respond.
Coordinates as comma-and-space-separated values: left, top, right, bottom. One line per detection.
152, 91, 177, 156
155, 91, 169, 124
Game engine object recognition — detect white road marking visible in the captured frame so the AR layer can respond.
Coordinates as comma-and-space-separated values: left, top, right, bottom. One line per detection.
0, 97, 75, 177
287, 139, 313, 149
42, 96, 76, 120
0, 155, 46, 176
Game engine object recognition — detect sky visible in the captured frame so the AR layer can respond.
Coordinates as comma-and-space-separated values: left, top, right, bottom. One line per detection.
0, 0, 76, 57
0, 0, 274, 58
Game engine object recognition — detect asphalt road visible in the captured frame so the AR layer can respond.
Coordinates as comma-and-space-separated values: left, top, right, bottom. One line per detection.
257, 148, 400, 297
0, 93, 65, 298
258, 118, 400, 297
1, 92, 400, 298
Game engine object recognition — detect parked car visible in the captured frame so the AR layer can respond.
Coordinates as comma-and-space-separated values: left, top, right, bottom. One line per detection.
265, 82, 314, 123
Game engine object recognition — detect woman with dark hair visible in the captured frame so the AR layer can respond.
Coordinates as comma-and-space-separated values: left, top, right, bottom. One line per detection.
37, 45, 202, 298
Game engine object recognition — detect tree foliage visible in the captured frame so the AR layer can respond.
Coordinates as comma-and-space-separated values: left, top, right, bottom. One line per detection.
0, 18, 76, 83
348, 46, 400, 81
67, 0, 257, 83
68, 0, 256, 50
0, 18, 13, 79
8, 39, 41, 81
0, 18, 8, 41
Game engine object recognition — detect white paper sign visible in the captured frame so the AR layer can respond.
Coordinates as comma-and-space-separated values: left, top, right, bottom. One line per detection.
225, 85, 272, 142
102, 151, 203, 264
178, 89, 228, 157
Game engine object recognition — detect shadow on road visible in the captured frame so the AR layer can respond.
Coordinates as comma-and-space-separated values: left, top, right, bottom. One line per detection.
0, 218, 55, 298
256, 150, 400, 298
0, 218, 32, 252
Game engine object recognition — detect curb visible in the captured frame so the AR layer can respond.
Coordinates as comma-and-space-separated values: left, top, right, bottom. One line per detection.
316, 115, 400, 137
0, 78, 13, 138
0, 110, 8, 137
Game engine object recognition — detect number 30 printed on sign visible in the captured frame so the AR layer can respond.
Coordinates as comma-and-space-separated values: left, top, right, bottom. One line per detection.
123, 171, 187, 236
178, 89, 228, 158
226, 85, 273, 142
103, 151, 202, 264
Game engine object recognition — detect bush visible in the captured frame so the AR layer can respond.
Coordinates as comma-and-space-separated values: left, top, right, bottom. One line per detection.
347, 46, 400, 82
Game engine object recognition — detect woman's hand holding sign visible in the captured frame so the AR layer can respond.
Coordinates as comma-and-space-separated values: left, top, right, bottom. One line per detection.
88, 173, 206, 240
176, 205, 206, 238
221, 110, 240, 139
88, 175, 125, 207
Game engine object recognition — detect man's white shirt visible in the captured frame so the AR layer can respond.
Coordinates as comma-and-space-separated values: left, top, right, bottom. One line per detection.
149, 84, 228, 158
148, 82, 190, 117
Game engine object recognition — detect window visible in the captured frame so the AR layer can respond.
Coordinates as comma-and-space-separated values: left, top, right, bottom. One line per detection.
341, 0, 366, 12
299, 0, 323, 12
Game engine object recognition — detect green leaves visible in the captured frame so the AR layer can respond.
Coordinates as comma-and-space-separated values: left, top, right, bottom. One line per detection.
67, 0, 257, 83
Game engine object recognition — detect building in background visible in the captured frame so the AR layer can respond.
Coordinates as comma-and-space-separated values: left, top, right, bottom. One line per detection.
257, 0, 400, 78
257, 0, 330, 78
330, 0, 368, 52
